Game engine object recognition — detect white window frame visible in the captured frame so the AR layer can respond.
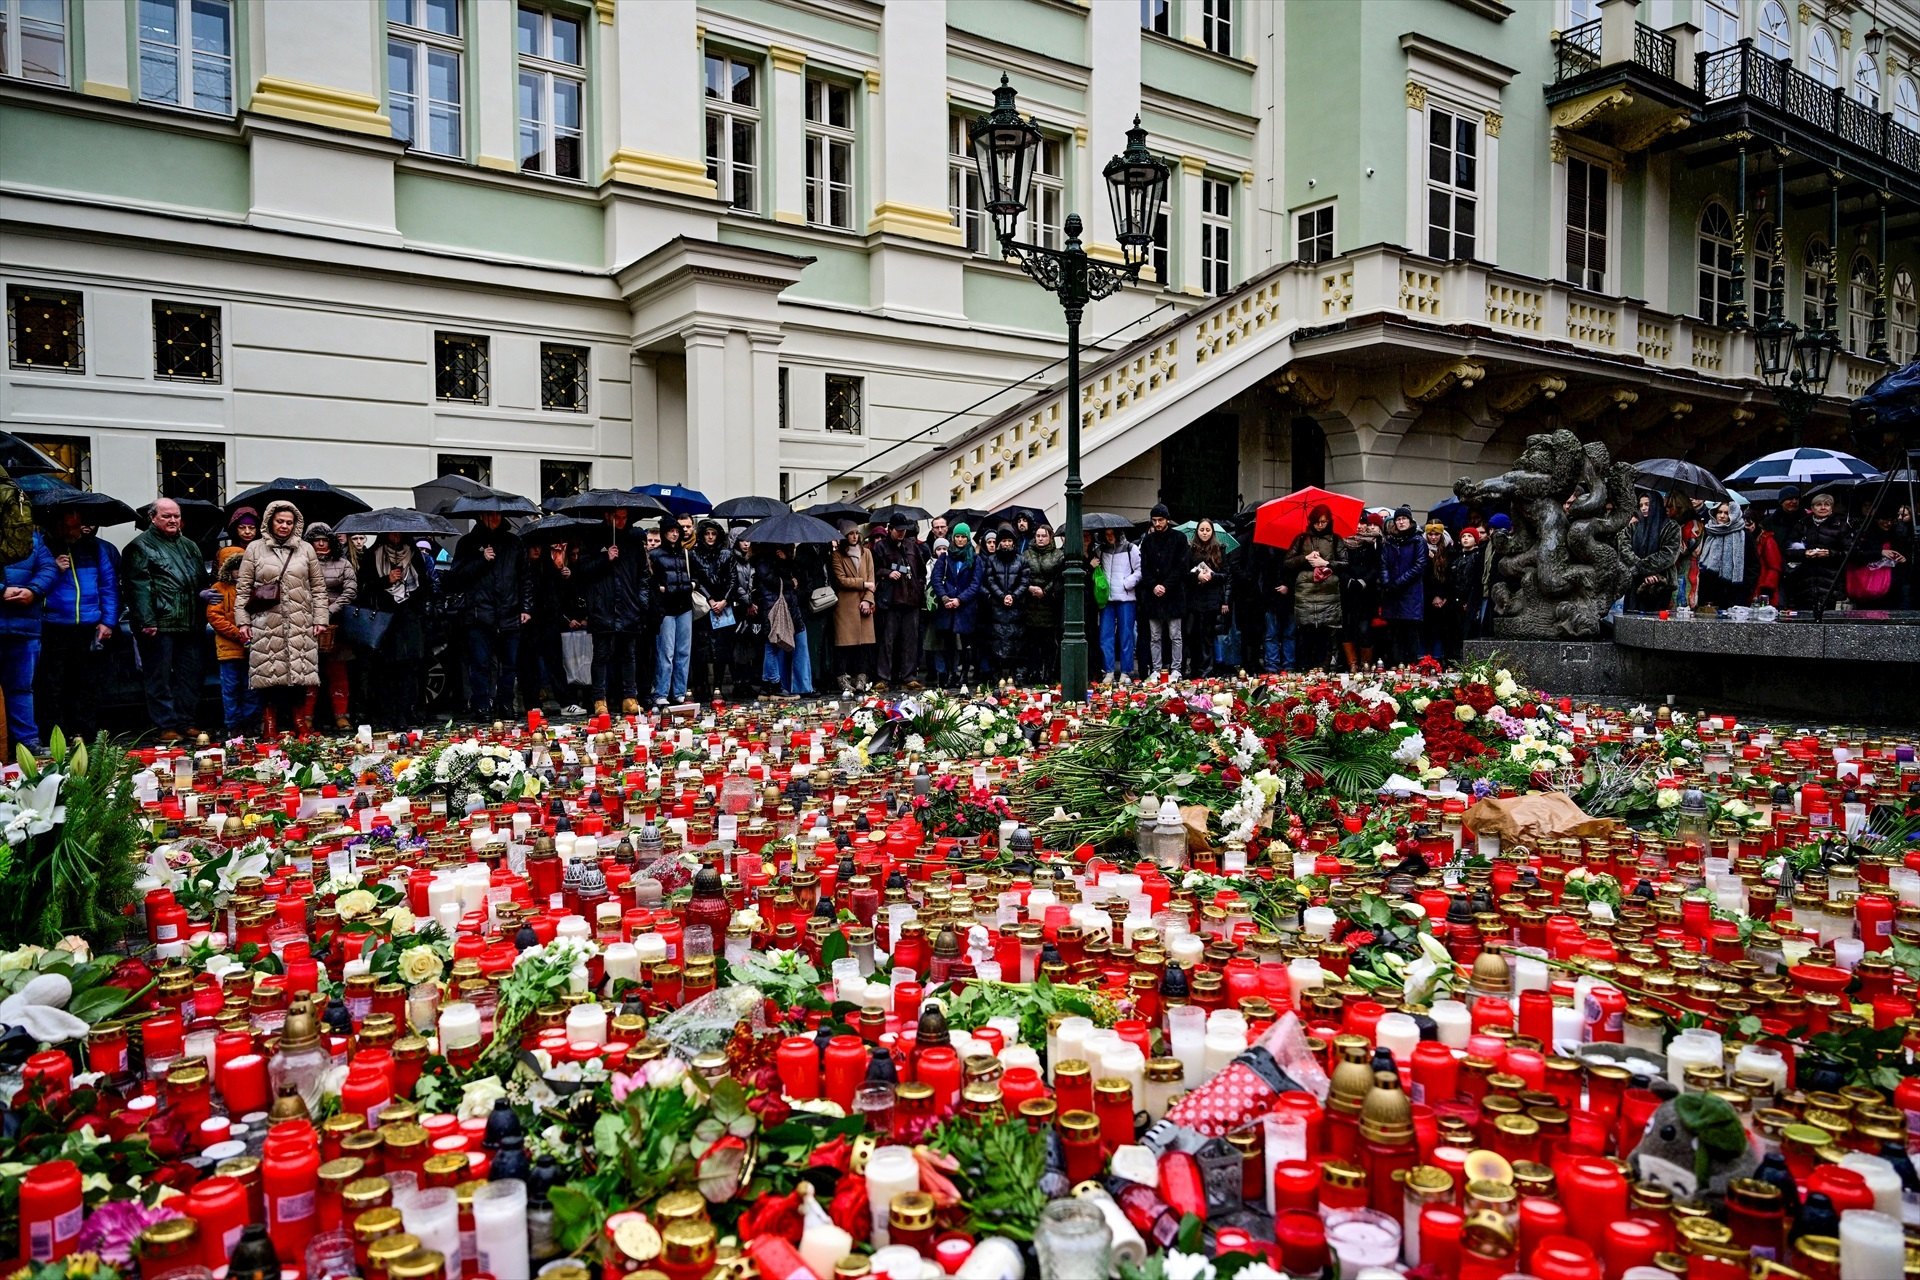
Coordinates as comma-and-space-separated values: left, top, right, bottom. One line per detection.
1149, 202, 1171, 286
1424, 102, 1481, 262
1141, 0, 1169, 35
1565, 0, 1599, 26
1025, 135, 1065, 251
1804, 236, 1833, 331
138, 0, 234, 115
1697, 202, 1737, 324
949, 112, 988, 254
1810, 27, 1840, 88
1563, 153, 1609, 292
706, 51, 760, 212
1895, 75, 1920, 130
517, 5, 585, 181
1757, 0, 1790, 60
1201, 176, 1232, 296
2, 0, 67, 85
1699, 0, 1740, 54
803, 76, 855, 231
1847, 252, 1876, 354
387, 0, 464, 159
1201, 0, 1232, 56
1891, 268, 1917, 366
1295, 201, 1335, 264
1852, 52, 1880, 108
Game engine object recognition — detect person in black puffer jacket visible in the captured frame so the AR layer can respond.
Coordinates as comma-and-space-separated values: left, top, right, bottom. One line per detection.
446, 513, 531, 721
1137, 503, 1189, 674
727, 532, 764, 696
1784, 489, 1853, 611
577, 510, 650, 715
649, 519, 696, 704
976, 524, 1032, 674
1184, 519, 1232, 676
1377, 506, 1428, 666
688, 519, 734, 701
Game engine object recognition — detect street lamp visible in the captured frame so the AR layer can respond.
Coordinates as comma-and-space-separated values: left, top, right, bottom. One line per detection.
970, 75, 1170, 702
1754, 310, 1839, 445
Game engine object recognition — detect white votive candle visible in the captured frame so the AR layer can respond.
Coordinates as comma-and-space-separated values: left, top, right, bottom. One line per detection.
1429, 1000, 1471, 1049
864, 1145, 919, 1248
564, 1002, 607, 1047
799, 1222, 852, 1278
437, 1002, 480, 1051
471, 1181, 528, 1280
1838, 1209, 1904, 1280
1375, 1013, 1420, 1065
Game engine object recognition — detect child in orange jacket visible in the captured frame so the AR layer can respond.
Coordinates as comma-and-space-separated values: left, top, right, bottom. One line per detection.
206, 546, 260, 737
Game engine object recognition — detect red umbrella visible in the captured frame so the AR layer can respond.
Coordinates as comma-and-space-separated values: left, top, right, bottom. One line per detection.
1252, 487, 1364, 549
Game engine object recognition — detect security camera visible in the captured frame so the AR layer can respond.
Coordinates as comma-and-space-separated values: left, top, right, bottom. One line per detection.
1365, 166, 1375, 177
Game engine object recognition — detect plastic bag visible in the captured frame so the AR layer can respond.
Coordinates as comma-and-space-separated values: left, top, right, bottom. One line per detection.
560, 630, 593, 686
651, 986, 766, 1059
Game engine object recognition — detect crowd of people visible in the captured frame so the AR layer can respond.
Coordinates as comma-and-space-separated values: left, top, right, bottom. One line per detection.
0, 478, 1908, 749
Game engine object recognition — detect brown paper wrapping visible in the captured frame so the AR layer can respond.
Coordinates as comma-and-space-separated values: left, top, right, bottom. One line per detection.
1462, 792, 1615, 844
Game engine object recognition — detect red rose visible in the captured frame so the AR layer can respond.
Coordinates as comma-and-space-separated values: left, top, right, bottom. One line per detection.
829, 1173, 872, 1242
1370, 704, 1396, 731
809, 1134, 855, 1173
737, 1190, 806, 1243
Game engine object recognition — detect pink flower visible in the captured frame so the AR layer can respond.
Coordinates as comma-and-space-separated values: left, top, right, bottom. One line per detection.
78, 1201, 186, 1264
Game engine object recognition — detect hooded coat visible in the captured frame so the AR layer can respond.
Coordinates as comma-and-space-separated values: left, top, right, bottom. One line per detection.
238, 500, 329, 689
1377, 509, 1428, 622
206, 547, 249, 662
976, 543, 1032, 656
1021, 539, 1066, 628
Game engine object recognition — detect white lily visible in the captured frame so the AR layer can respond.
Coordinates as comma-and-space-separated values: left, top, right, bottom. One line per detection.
0, 772, 65, 845
216, 849, 271, 894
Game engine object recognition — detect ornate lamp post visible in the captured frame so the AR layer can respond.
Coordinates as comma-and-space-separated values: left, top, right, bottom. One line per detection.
970, 76, 1169, 701
1755, 310, 1839, 446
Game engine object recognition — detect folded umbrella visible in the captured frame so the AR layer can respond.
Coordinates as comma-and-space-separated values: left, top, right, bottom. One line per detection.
447, 491, 540, 517
710, 495, 789, 521
552, 489, 672, 517
413, 474, 496, 516
1634, 458, 1731, 503
227, 478, 371, 525
634, 483, 712, 516
1252, 486, 1364, 548
333, 507, 461, 539
744, 510, 844, 545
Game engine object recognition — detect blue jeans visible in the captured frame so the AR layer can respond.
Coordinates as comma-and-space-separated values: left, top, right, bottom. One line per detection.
0, 634, 40, 748
219, 658, 260, 736
762, 625, 813, 694
465, 625, 521, 716
1100, 600, 1136, 677
1263, 611, 1294, 673
654, 611, 692, 701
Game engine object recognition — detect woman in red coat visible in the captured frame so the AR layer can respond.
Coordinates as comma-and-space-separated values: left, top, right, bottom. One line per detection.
1744, 508, 1782, 604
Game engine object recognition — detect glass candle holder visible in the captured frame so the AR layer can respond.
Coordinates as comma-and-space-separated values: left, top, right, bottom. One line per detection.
1034, 1197, 1112, 1280
1323, 1206, 1403, 1280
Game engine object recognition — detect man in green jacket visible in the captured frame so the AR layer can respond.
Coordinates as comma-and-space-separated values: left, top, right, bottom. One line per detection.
124, 499, 207, 741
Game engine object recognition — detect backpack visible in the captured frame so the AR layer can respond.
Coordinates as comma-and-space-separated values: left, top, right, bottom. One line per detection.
0, 468, 36, 566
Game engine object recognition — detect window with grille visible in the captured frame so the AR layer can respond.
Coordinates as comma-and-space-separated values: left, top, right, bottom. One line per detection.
948, 113, 987, 254
1848, 253, 1876, 354
705, 52, 759, 212
1201, 177, 1232, 296
438, 453, 492, 485
540, 343, 589, 412
1201, 0, 1231, 56
1141, 0, 1169, 35
17, 433, 89, 487
804, 77, 854, 230
1810, 28, 1839, 88
7, 285, 83, 372
1696, 204, 1737, 325
138, 0, 233, 114
153, 300, 221, 382
1426, 105, 1478, 261
1804, 238, 1833, 332
825, 374, 863, 435
2, 0, 67, 84
1892, 269, 1917, 366
778, 366, 790, 431
1296, 204, 1334, 264
1756, 1, 1790, 59
1150, 205, 1170, 285
517, 6, 583, 179
540, 459, 590, 500
1699, 0, 1740, 54
156, 438, 224, 503
388, 0, 464, 157
1564, 155, 1607, 292
435, 332, 489, 403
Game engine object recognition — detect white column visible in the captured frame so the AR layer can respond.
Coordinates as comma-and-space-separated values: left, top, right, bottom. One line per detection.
681, 327, 781, 497
245, 0, 386, 134
604, 0, 714, 197
770, 47, 808, 225
682, 327, 731, 492
1087, 0, 1144, 263
472, 0, 518, 172
868, 0, 959, 244
78, 0, 130, 99
746, 333, 784, 497
1178, 159, 1206, 296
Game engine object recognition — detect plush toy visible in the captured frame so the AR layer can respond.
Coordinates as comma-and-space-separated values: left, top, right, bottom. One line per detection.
0, 972, 90, 1045
1628, 1092, 1757, 1204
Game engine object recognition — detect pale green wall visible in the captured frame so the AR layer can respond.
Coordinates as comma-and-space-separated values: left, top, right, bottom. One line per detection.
719, 226, 871, 307
701, 0, 880, 55
394, 172, 603, 266
1141, 39, 1252, 117
0, 105, 251, 215
946, 0, 1086, 65
964, 268, 1068, 336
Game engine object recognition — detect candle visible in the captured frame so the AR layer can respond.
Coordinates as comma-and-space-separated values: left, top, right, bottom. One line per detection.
603, 943, 640, 984
798, 1222, 851, 1278
1837, 1153, 1904, 1219
1838, 1209, 1904, 1280
864, 1146, 919, 1248
1303, 906, 1337, 940
1375, 1013, 1419, 1065
471, 1181, 528, 1280
400, 1186, 461, 1279
1166, 1006, 1206, 1084
1288, 958, 1326, 1005
437, 1003, 481, 1052
564, 1003, 607, 1048
1322, 1207, 1401, 1279
1429, 1000, 1471, 1049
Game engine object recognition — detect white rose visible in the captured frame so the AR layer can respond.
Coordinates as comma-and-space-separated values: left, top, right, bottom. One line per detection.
456, 1076, 508, 1120
477, 758, 497, 777
1455, 705, 1476, 722
54, 936, 91, 963
1411, 697, 1431, 713
335, 889, 377, 920
1656, 788, 1682, 810
398, 947, 444, 985
0, 944, 46, 973
385, 906, 416, 934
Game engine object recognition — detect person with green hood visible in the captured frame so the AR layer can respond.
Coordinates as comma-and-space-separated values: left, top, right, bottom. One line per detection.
928, 523, 980, 687
1021, 523, 1065, 683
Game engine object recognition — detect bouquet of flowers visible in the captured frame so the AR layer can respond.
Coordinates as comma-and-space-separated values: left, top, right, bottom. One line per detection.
143, 836, 274, 920
915, 775, 1016, 839
394, 740, 542, 812
0, 732, 144, 950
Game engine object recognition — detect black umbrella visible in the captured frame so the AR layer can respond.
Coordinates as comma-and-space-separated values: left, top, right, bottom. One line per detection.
870, 503, 933, 525
551, 489, 672, 517
1081, 512, 1135, 531
17, 473, 78, 500
413, 474, 495, 516
333, 507, 461, 539
29, 488, 137, 527
518, 514, 605, 546
990, 504, 1049, 529
227, 478, 371, 525
137, 498, 225, 544
745, 511, 844, 545
710, 495, 790, 521
0, 431, 64, 477
1633, 459, 1731, 503
447, 491, 540, 518
801, 500, 870, 525
941, 508, 991, 530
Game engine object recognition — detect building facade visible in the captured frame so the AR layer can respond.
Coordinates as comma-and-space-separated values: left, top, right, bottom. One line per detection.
0, 0, 1914, 520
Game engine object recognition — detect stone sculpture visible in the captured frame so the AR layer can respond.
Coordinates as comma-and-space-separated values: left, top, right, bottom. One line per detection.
1454, 429, 1634, 639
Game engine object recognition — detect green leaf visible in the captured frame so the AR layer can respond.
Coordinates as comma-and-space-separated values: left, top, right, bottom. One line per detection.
593, 1112, 626, 1158
549, 1184, 605, 1254
67, 985, 132, 1023
818, 928, 849, 970
708, 1078, 750, 1126
1174, 1213, 1204, 1254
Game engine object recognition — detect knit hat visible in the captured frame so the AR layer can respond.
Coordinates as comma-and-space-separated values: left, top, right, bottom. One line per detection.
1150, 502, 1171, 519
228, 506, 259, 531
1779, 484, 1802, 499
1425, 521, 1447, 536
933, 537, 950, 552
1394, 505, 1414, 523
1489, 513, 1513, 531
952, 522, 971, 538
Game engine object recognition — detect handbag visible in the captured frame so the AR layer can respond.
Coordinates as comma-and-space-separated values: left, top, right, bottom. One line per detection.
247, 578, 281, 609
686, 551, 709, 615
1092, 564, 1111, 609
340, 604, 393, 651
317, 623, 337, 654
809, 585, 839, 614
1845, 562, 1893, 601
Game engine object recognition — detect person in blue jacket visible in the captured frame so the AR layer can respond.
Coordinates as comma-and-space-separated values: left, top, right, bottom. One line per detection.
1377, 505, 1429, 667
37, 510, 119, 741
0, 528, 60, 752
929, 526, 981, 687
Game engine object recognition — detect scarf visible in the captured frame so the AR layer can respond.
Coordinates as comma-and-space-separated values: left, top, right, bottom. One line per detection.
1629, 506, 1666, 558
1697, 519, 1744, 583
376, 542, 419, 604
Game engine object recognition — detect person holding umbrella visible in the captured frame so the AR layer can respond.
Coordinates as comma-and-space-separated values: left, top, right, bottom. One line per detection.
447, 511, 532, 722
1097, 525, 1141, 681
530, 536, 591, 715
237, 501, 329, 736
124, 498, 208, 742
0, 521, 57, 752
1283, 506, 1344, 672
649, 518, 697, 705
578, 508, 649, 716
689, 519, 735, 702
755, 543, 812, 696
37, 509, 118, 740
356, 530, 436, 727
727, 533, 764, 697
1622, 492, 1681, 613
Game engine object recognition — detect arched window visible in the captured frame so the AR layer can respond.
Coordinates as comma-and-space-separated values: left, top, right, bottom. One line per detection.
1757, 1, 1791, 60
1804, 237, 1832, 331
1698, 203, 1738, 325
1895, 76, 1920, 130
1854, 53, 1880, 108
1892, 269, 1917, 366
1848, 251, 1876, 354
1810, 29, 1839, 88
1753, 219, 1780, 320
1701, 0, 1741, 53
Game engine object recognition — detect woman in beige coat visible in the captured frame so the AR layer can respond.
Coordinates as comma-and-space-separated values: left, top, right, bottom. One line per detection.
829, 524, 876, 691
237, 499, 329, 736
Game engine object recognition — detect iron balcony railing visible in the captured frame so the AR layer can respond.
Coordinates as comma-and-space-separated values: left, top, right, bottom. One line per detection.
1552, 19, 1676, 82
1697, 41, 1920, 175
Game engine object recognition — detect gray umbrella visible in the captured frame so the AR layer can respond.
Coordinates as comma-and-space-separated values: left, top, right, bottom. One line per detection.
1080, 512, 1135, 531
334, 507, 461, 539
413, 474, 496, 515
744, 510, 844, 545
711, 495, 790, 521
1633, 459, 1731, 503
447, 491, 540, 517
518, 514, 605, 546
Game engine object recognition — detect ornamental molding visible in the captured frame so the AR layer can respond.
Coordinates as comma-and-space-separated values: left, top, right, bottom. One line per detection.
1484, 109, 1503, 137
1549, 135, 1568, 162
1551, 86, 1634, 131
1270, 365, 1338, 408
1560, 385, 1639, 422
1617, 109, 1693, 153
1407, 81, 1429, 110
1486, 373, 1566, 415
1403, 358, 1485, 404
